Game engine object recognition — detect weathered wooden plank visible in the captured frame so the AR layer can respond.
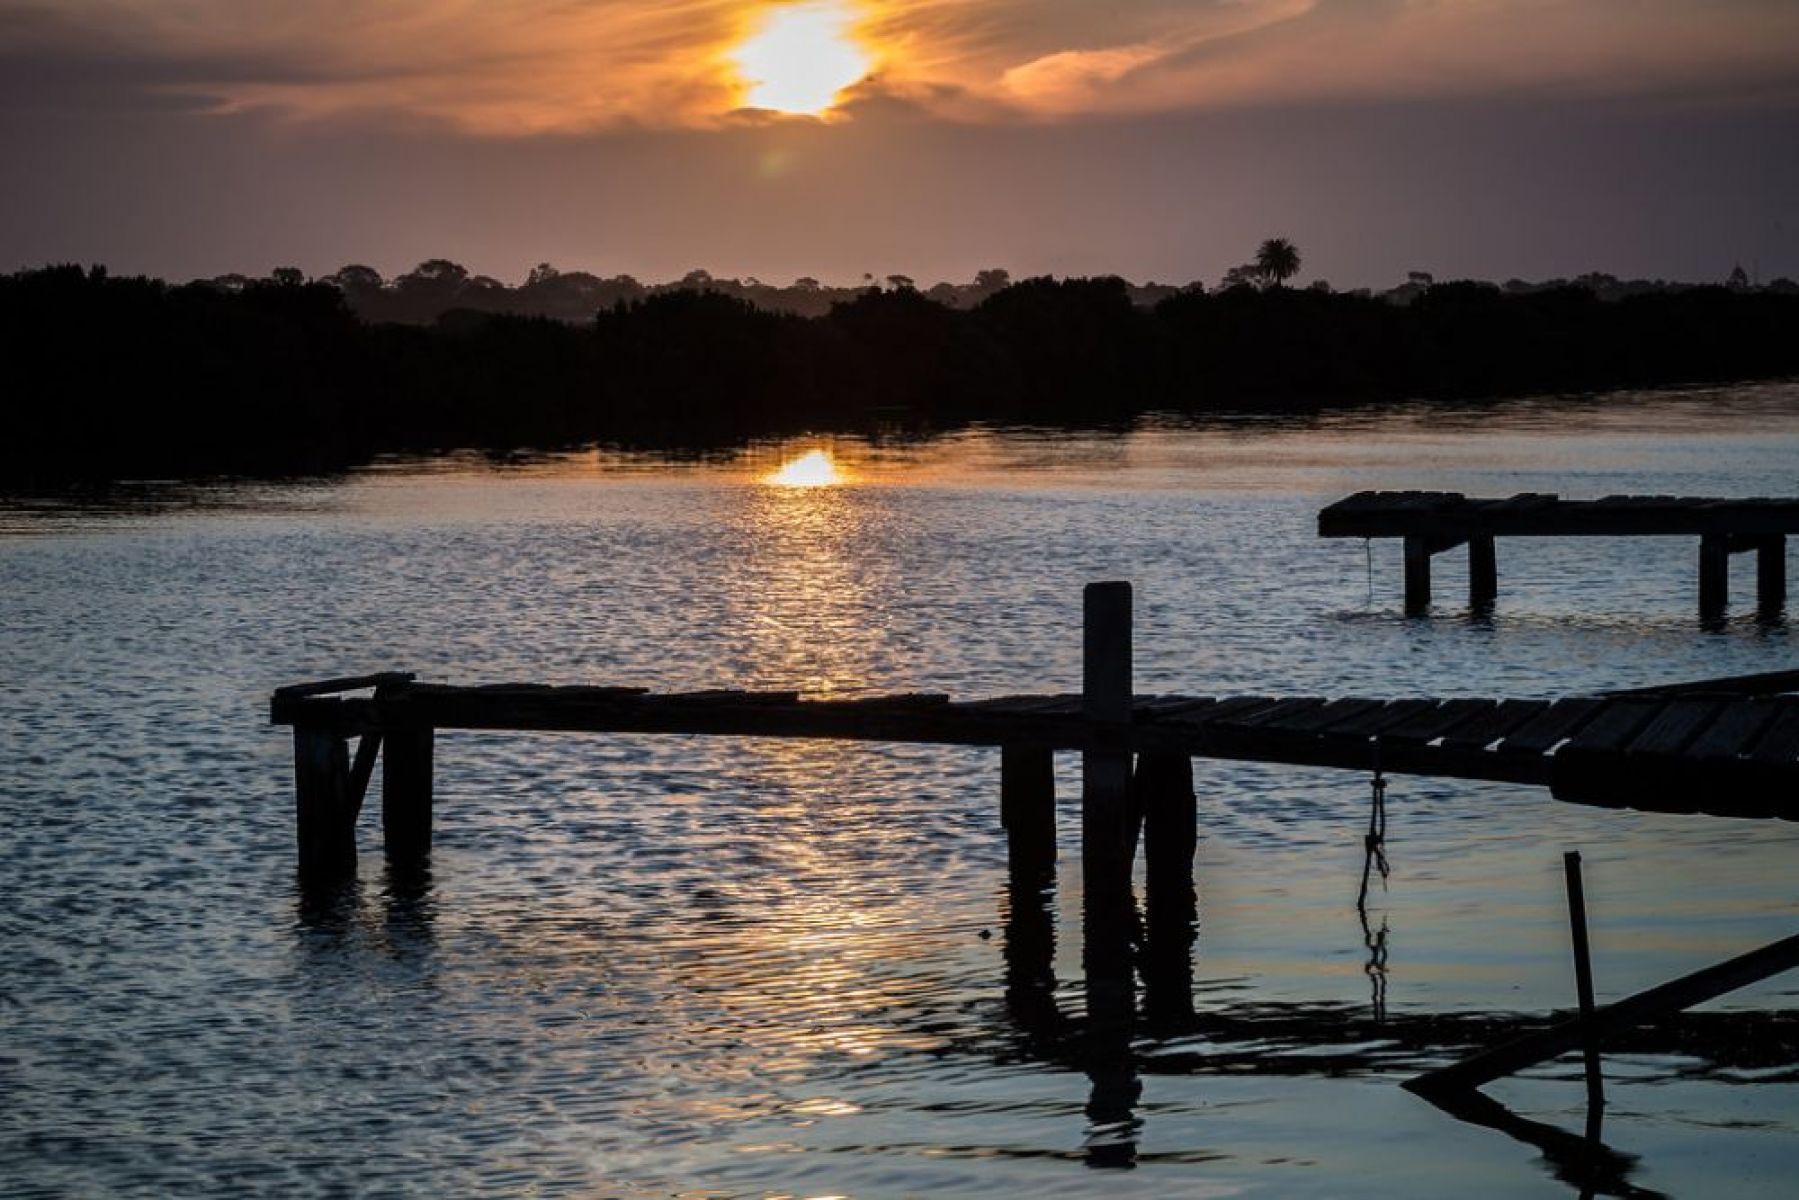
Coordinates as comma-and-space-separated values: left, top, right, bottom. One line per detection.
1180, 696, 1284, 726
1438, 700, 1554, 753
1319, 698, 1439, 738
1747, 702, 1799, 763
1686, 700, 1781, 760
1625, 699, 1725, 758
1496, 698, 1606, 755
1604, 667, 1799, 698
1134, 696, 1219, 719
1271, 697, 1388, 736
827, 693, 951, 709
662, 690, 801, 706
1222, 697, 1330, 730
1380, 699, 1497, 745
274, 671, 415, 699
1559, 698, 1664, 755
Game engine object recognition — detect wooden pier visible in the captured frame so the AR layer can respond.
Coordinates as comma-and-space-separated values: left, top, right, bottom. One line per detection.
270, 581, 1799, 1107
1319, 491, 1799, 616
271, 592, 1799, 880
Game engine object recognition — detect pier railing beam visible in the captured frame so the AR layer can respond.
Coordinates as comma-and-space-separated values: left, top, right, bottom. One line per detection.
1469, 535, 1498, 609
382, 725, 434, 866
1083, 581, 1137, 896
1699, 533, 1730, 617
295, 726, 357, 877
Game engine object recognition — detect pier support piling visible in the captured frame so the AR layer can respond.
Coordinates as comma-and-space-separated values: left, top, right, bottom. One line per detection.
1699, 534, 1730, 617
1403, 536, 1433, 613
1469, 536, 1498, 609
1758, 535, 1787, 616
1082, 582, 1137, 895
1002, 745, 1057, 875
294, 727, 356, 878
382, 725, 435, 865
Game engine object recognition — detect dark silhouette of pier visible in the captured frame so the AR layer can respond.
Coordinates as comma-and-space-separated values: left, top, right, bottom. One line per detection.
1321, 491, 1799, 617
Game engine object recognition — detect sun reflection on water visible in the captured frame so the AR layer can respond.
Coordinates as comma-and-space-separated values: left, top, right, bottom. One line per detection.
763, 448, 846, 488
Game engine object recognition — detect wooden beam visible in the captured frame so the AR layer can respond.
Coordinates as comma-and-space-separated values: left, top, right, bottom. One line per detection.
1406, 928, 1799, 1095
1321, 492, 1799, 539
273, 671, 415, 700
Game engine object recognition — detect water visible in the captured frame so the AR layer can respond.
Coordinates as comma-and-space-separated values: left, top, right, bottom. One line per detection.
5, 383, 1799, 1198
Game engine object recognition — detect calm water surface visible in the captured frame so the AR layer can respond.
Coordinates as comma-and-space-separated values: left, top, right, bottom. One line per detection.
6, 385, 1799, 1198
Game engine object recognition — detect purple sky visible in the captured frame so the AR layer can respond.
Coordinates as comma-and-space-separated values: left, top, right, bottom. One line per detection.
2, 1, 1796, 289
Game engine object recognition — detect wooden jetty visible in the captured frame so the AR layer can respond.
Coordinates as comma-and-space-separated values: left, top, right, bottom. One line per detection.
1319, 491, 1799, 615
270, 583, 1799, 1105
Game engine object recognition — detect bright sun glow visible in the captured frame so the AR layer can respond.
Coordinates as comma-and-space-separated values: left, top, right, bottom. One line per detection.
733, 3, 870, 116
765, 449, 845, 487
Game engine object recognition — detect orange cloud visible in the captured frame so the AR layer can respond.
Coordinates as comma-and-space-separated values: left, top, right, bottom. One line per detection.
2, 0, 1795, 133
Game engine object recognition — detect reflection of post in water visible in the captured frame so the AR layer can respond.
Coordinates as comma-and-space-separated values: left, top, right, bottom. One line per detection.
1002, 868, 1061, 1041
1082, 866, 1142, 1169
1357, 748, 1392, 1021
1137, 752, 1198, 1029
1416, 1087, 1662, 1200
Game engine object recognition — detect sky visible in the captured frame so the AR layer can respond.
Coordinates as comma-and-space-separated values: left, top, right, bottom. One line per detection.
1, 0, 1797, 289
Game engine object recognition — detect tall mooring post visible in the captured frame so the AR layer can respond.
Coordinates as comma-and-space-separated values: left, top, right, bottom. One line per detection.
1082, 581, 1137, 896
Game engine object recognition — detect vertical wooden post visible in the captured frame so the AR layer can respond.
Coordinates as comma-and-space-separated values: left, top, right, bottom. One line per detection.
383, 725, 434, 866
1001, 745, 1057, 875
1403, 535, 1432, 613
1082, 581, 1136, 896
295, 726, 356, 877
1564, 851, 1605, 1113
1758, 535, 1786, 615
1469, 535, 1498, 609
1138, 752, 1197, 1027
1699, 534, 1730, 617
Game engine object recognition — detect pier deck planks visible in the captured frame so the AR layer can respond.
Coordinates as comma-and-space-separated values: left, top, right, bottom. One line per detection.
272, 680, 1799, 820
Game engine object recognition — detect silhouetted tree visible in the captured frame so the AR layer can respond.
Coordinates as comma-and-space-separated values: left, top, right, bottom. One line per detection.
1254, 238, 1301, 288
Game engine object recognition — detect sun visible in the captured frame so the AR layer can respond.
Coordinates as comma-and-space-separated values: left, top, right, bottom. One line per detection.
764, 449, 845, 487
733, 3, 871, 116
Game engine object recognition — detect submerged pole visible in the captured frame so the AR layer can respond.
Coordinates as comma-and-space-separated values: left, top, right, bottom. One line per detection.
1564, 851, 1605, 1113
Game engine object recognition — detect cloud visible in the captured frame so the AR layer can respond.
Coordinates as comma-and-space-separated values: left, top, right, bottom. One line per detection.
0, 0, 1795, 134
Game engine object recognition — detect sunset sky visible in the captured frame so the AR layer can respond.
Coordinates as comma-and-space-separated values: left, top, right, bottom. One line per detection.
2, 0, 1796, 288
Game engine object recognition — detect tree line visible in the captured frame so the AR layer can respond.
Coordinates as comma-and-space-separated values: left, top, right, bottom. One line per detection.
3, 261, 1797, 484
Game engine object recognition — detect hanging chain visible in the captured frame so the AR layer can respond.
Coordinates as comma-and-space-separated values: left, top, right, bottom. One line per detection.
1357, 738, 1391, 911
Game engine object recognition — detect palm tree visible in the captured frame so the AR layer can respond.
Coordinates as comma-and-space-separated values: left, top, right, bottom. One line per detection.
1254, 237, 1301, 288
